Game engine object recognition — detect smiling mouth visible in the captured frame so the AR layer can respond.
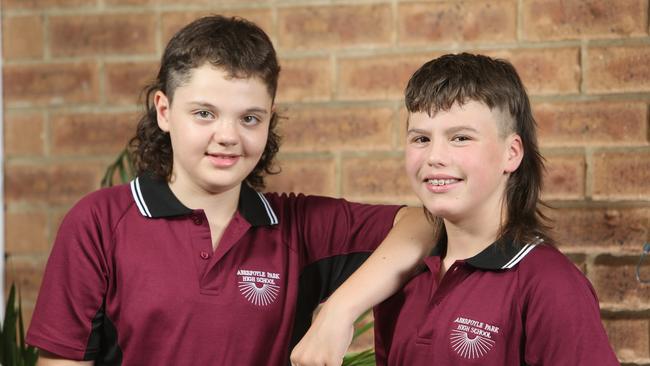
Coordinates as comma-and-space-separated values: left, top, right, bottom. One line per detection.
426, 178, 461, 186
206, 153, 240, 158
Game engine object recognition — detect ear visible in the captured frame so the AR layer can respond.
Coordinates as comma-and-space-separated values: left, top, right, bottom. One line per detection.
504, 134, 524, 174
154, 91, 171, 132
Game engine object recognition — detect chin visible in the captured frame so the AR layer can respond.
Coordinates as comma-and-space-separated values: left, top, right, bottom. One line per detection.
201, 177, 243, 193
420, 202, 455, 220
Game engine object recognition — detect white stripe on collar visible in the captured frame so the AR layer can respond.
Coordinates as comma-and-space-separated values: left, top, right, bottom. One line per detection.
256, 191, 278, 225
130, 177, 152, 218
501, 236, 544, 269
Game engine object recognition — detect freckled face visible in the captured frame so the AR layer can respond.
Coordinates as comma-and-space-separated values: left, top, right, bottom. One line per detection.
405, 101, 522, 226
155, 64, 272, 195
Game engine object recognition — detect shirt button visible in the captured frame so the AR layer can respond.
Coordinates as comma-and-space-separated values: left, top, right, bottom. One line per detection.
200, 251, 210, 260
192, 215, 203, 225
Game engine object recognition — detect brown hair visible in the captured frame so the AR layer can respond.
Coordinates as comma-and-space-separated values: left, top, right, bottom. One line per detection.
129, 15, 281, 189
405, 52, 552, 246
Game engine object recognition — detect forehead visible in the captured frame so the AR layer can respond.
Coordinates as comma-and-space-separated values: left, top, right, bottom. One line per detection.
172, 64, 273, 106
408, 101, 510, 132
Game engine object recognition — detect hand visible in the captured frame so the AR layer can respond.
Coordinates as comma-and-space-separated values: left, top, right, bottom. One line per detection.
290, 303, 355, 366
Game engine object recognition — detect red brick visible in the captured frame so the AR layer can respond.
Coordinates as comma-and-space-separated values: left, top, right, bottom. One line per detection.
264, 157, 337, 196
1, 0, 88, 9
50, 209, 71, 244
592, 150, 650, 199
277, 4, 392, 50
105, 61, 158, 105
5, 211, 49, 255
280, 107, 394, 152
49, 14, 156, 57
549, 207, 649, 252
342, 156, 418, 204
602, 318, 650, 361
277, 57, 331, 103
51, 112, 137, 155
586, 45, 650, 93
485, 48, 580, 95
104, 0, 158, 4
160, 10, 273, 45
4, 256, 47, 306
591, 256, 650, 308
524, 0, 647, 41
4, 112, 45, 157
542, 153, 585, 200
5, 163, 104, 205
2, 15, 44, 60
3, 62, 99, 106
397, 106, 410, 147
535, 101, 648, 147
398, 0, 516, 45
5, 164, 50, 203
338, 54, 432, 100
565, 253, 587, 273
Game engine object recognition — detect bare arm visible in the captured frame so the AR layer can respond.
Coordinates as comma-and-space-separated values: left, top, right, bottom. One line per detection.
290, 206, 434, 366
37, 351, 93, 366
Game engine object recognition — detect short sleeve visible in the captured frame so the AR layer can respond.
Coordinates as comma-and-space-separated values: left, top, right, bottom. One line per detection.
26, 194, 111, 360
276, 194, 402, 264
520, 247, 618, 365
274, 193, 402, 350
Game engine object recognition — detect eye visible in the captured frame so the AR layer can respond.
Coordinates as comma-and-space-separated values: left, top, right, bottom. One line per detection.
242, 115, 261, 125
451, 135, 471, 143
410, 135, 430, 144
194, 110, 214, 120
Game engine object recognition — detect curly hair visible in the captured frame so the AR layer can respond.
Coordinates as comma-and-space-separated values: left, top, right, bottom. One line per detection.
129, 15, 281, 190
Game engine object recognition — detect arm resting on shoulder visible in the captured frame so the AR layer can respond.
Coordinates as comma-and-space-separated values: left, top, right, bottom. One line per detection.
290, 207, 434, 366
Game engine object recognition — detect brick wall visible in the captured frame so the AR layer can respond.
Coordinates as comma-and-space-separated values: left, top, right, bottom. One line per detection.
2, 0, 649, 363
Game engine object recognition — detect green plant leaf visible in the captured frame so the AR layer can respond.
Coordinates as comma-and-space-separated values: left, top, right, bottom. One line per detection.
351, 308, 374, 341
1, 283, 39, 366
342, 348, 375, 366
102, 148, 136, 187
101, 162, 116, 188
118, 154, 129, 184
18, 287, 26, 350
353, 320, 374, 340
1, 283, 18, 366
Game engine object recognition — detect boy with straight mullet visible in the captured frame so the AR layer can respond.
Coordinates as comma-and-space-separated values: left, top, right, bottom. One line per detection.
26, 15, 434, 365
292, 53, 618, 365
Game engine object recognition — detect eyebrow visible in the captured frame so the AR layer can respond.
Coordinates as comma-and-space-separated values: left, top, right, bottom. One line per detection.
188, 101, 269, 115
244, 107, 269, 115
406, 125, 480, 135
406, 128, 430, 135
445, 125, 479, 134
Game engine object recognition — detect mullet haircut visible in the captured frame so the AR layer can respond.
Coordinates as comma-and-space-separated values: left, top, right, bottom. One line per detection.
130, 15, 281, 189
405, 52, 552, 246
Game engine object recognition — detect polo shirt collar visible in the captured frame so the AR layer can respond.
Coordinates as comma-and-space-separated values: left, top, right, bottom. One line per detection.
430, 235, 544, 271
129, 174, 278, 226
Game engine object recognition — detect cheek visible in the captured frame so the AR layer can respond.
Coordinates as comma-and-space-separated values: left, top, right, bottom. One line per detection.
242, 128, 269, 156
404, 148, 425, 178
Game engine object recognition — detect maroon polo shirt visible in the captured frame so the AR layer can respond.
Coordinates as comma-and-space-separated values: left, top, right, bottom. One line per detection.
374, 237, 619, 365
26, 174, 401, 365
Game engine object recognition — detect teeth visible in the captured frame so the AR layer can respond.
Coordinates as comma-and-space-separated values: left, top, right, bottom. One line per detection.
427, 179, 458, 186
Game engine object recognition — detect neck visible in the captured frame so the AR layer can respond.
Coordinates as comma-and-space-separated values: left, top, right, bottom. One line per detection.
443, 221, 500, 261
168, 179, 241, 224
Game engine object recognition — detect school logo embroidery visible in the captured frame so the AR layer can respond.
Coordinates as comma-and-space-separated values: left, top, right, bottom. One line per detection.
449, 316, 499, 359
236, 269, 281, 306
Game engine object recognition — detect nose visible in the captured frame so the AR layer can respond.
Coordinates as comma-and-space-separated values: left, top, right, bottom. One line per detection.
213, 119, 238, 146
426, 139, 448, 167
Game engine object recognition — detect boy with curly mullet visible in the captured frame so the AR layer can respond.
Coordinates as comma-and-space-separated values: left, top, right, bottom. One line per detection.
292, 53, 618, 366
26, 16, 434, 365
